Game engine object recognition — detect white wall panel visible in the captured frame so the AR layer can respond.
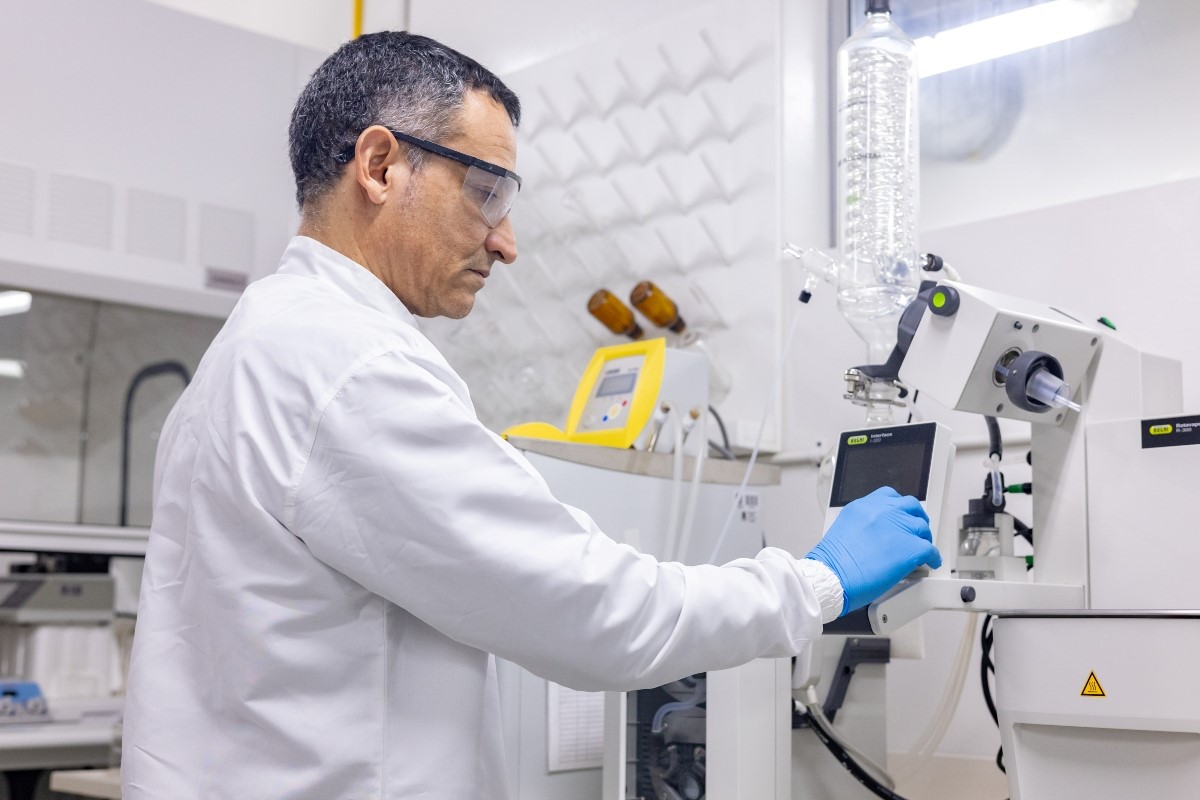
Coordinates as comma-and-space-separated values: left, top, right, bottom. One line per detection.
410, 0, 704, 77
126, 189, 187, 263
0, 0, 322, 317
140, 0, 406, 53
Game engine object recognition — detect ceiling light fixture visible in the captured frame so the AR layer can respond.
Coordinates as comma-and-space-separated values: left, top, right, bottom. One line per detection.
0, 359, 25, 380
916, 0, 1138, 78
0, 291, 32, 318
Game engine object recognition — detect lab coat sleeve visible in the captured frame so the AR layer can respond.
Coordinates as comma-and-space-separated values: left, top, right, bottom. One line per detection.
285, 350, 826, 691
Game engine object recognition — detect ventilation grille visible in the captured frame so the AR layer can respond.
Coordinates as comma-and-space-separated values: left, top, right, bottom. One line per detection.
48, 174, 115, 249
0, 162, 36, 237
199, 204, 255, 273
0, 164, 261, 300
126, 189, 186, 262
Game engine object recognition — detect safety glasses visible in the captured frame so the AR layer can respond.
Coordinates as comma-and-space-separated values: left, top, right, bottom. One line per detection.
338, 130, 522, 227
387, 130, 521, 228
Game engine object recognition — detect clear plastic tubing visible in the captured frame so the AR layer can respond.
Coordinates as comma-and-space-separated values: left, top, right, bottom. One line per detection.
651, 679, 705, 734
835, 0, 921, 363
1026, 368, 1082, 413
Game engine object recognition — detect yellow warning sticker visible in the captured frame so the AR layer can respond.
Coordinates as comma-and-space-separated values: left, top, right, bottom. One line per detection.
1081, 671, 1106, 698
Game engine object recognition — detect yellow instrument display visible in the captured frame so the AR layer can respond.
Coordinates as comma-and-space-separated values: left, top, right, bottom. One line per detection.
503, 338, 668, 449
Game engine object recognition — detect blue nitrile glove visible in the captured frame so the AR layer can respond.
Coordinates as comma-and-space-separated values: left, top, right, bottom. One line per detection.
806, 486, 942, 615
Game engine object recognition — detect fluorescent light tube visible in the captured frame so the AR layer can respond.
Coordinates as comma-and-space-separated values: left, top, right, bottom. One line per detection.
0, 359, 25, 380
0, 291, 32, 317
917, 0, 1138, 78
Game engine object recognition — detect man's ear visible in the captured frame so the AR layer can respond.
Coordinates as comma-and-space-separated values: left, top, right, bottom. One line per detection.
352, 125, 411, 206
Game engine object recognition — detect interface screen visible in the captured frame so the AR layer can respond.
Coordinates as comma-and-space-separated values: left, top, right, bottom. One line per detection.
596, 372, 637, 397
829, 424, 936, 507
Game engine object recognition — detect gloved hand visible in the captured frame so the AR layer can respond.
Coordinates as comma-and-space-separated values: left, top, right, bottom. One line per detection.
806, 486, 941, 615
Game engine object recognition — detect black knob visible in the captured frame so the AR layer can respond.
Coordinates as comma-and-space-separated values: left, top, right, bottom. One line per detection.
960, 586, 977, 603
1001, 350, 1064, 413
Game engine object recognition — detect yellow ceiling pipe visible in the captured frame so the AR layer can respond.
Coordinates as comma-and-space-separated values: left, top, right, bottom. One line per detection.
353, 0, 364, 39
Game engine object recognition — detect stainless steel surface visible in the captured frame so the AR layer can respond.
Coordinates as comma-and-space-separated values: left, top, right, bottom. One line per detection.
0, 698, 119, 772
0, 574, 115, 623
0, 520, 149, 556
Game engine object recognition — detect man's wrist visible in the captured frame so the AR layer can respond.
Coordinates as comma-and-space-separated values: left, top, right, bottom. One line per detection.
800, 558, 845, 623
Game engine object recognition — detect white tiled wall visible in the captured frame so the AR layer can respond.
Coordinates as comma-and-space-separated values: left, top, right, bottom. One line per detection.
420, 0, 787, 448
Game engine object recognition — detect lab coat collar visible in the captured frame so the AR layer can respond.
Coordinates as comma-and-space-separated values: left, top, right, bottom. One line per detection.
276, 236, 420, 327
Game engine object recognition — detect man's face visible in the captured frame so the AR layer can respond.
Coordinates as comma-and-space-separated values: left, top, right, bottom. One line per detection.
377, 91, 519, 319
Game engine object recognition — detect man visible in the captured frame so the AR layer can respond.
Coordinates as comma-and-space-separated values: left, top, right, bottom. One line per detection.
122, 32, 939, 799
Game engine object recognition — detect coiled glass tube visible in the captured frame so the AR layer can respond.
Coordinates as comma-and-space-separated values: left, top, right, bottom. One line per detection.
835, 4, 920, 363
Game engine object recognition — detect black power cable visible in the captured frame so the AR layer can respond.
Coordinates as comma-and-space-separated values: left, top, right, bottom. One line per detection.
708, 440, 737, 460
120, 361, 191, 526
708, 405, 731, 449
800, 704, 911, 800
984, 415, 1003, 461
707, 404, 737, 460
980, 614, 1005, 774
1012, 516, 1034, 547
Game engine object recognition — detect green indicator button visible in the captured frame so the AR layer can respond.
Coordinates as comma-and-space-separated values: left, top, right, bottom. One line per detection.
928, 285, 960, 317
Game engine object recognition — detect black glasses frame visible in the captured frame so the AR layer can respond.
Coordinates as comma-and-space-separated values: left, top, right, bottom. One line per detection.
337, 129, 522, 189
387, 130, 522, 189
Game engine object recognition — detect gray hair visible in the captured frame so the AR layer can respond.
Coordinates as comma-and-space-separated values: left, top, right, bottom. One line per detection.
288, 32, 521, 209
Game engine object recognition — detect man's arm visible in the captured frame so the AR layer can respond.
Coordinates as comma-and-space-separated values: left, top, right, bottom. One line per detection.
285, 350, 935, 690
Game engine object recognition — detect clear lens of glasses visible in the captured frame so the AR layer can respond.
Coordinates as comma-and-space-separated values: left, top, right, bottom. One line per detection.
463, 165, 519, 227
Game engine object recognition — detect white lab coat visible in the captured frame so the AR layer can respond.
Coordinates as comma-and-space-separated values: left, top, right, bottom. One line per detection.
122, 236, 842, 800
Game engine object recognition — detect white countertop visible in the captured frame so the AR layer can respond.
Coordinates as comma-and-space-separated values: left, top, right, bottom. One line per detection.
49, 767, 121, 799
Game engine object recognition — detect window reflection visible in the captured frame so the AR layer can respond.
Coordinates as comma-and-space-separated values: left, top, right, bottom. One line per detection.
841, 0, 1194, 228
0, 288, 222, 527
